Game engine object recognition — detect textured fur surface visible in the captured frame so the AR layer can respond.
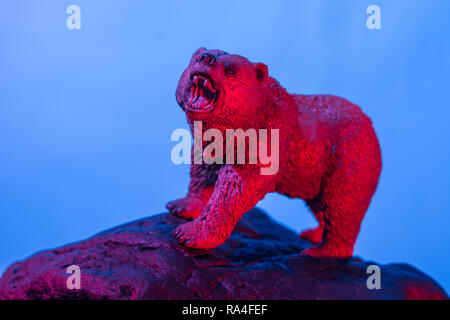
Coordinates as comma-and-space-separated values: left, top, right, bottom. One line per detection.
167, 48, 382, 258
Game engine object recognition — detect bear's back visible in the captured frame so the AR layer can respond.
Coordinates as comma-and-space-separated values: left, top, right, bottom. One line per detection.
292, 93, 374, 142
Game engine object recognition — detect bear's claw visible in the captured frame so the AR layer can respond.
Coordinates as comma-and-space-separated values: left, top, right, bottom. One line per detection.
173, 221, 207, 249
173, 220, 226, 250
166, 198, 201, 220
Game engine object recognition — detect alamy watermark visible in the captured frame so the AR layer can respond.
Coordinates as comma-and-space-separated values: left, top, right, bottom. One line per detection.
171, 121, 279, 175
66, 5, 81, 30
366, 264, 381, 290
66, 264, 81, 289
367, 5, 381, 30
65, 5, 381, 31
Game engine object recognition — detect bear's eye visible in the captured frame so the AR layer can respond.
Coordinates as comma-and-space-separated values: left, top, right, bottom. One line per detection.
224, 64, 236, 77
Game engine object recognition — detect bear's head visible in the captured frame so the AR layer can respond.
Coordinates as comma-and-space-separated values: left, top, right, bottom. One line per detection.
176, 48, 269, 124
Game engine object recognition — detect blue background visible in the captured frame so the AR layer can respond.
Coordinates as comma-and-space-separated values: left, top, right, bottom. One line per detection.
1, 0, 449, 293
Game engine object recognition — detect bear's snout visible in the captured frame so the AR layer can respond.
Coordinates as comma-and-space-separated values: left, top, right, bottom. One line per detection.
198, 52, 216, 66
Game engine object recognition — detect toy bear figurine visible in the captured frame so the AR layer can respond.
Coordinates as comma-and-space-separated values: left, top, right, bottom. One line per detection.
167, 48, 381, 258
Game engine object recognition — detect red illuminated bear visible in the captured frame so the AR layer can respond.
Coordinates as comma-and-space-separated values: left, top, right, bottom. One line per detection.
167, 48, 382, 258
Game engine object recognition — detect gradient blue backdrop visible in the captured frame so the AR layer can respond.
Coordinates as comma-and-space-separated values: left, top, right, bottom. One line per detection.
1, 0, 449, 292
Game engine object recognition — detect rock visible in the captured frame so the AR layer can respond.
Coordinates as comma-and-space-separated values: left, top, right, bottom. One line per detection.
0, 208, 447, 300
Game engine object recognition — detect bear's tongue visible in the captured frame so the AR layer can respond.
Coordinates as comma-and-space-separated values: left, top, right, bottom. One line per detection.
192, 93, 210, 110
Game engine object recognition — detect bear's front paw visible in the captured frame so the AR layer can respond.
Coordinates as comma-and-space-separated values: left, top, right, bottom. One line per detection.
172, 220, 225, 249
166, 198, 202, 220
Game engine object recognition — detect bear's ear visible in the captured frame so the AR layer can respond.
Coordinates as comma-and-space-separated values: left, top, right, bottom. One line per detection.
254, 63, 268, 81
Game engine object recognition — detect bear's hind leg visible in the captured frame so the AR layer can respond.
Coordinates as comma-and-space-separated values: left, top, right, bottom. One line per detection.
301, 179, 372, 258
299, 199, 325, 244
301, 139, 381, 258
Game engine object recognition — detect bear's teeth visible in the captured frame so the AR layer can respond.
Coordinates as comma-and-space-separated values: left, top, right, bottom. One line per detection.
188, 73, 216, 110
194, 85, 199, 102
204, 79, 215, 92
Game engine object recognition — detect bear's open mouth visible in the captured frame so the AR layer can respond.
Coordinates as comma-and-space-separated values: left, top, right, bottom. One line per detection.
186, 73, 217, 112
